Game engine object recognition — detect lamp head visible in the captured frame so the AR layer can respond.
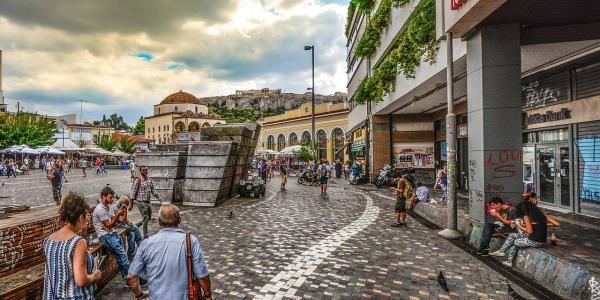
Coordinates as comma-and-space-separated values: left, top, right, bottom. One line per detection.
304, 45, 313, 50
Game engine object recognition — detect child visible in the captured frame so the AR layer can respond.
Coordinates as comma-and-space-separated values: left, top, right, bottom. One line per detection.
115, 196, 143, 257
414, 181, 429, 204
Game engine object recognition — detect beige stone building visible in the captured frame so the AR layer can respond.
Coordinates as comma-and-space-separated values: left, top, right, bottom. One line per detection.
145, 91, 225, 144
257, 102, 350, 162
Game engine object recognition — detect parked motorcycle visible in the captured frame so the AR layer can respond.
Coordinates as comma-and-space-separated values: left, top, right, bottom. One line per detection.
376, 164, 396, 188
297, 169, 319, 186
240, 172, 266, 198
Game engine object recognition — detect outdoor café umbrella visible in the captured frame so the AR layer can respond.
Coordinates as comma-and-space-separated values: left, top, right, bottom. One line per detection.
278, 145, 303, 157
35, 146, 65, 156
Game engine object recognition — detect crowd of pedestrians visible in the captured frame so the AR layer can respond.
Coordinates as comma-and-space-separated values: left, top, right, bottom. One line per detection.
42, 163, 213, 299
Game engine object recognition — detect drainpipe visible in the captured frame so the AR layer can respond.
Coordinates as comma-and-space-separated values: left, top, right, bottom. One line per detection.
438, 32, 463, 239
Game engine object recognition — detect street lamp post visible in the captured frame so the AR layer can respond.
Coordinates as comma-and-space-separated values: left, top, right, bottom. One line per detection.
304, 45, 315, 153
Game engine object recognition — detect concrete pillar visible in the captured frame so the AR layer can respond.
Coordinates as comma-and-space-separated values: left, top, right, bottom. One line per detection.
467, 24, 523, 222
326, 138, 334, 162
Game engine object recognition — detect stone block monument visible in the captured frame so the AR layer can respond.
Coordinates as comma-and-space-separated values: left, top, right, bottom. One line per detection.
135, 123, 261, 206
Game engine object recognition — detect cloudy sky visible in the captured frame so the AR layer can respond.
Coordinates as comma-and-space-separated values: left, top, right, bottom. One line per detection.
0, 0, 349, 124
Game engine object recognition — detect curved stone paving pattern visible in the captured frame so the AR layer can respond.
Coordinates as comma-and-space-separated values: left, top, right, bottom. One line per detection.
95, 176, 535, 299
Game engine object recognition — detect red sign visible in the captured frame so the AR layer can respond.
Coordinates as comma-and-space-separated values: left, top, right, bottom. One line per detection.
451, 0, 466, 10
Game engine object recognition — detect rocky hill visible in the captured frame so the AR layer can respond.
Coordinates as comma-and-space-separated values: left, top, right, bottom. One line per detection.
199, 89, 347, 112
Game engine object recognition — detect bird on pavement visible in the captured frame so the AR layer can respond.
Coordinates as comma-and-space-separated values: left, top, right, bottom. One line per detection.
437, 271, 449, 292
507, 284, 526, 300
228, 210, 234, 218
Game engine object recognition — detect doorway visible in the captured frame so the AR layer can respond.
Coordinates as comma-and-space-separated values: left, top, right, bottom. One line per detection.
536, 144, 571, 208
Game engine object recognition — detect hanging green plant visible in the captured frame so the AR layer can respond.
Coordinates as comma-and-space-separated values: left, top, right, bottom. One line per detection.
345, 1, 356, 37
353, 0, 439, 105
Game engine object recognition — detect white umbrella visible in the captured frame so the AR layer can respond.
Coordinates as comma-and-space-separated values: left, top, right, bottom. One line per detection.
0, 145, 39, 155
52, 138, 82, 151
278, 145, 303, 157
35, 146, 65, 156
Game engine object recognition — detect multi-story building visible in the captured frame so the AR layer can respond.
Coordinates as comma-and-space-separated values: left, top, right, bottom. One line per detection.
144, 90, 226, 144
64, 122, 114, 147
257, 102, 350, 162
346, 0, 600, 220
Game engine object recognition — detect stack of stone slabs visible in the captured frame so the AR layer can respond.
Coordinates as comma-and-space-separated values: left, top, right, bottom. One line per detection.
198, 123, 261, 200
135, 144, 187, 204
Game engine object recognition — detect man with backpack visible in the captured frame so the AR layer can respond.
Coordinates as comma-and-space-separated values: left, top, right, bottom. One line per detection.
389, 170, 415, 227
317, 160, 330, 196
130, 165, 163, 238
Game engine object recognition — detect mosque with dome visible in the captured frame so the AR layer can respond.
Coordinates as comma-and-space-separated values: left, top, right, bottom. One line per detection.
144, 90, 225, 144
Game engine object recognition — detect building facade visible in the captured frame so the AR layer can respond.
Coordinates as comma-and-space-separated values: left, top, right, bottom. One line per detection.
257, 102, 350, 162
65, 123, 114, 147
346, 0, 600, 219
144, 90, 225, 144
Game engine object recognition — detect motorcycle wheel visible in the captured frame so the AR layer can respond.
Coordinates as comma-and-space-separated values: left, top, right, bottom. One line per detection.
298, 177, 305, 184
249, 191, 255, 198
260, 186, 266, 196
376, 180, 384, 188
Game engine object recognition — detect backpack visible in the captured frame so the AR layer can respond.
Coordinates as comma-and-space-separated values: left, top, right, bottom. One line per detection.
402, 178, 414, 199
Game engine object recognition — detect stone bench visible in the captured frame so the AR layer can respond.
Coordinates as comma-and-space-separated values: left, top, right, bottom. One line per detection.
0, 206, 127, 299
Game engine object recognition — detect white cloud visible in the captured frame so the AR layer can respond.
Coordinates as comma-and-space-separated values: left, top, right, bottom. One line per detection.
0, 0, 348, 124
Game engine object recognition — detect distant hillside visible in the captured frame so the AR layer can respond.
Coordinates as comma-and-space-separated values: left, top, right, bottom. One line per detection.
201, 88, 347, 112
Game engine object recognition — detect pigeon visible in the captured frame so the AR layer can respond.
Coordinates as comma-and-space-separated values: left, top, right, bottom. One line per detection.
228, 210, 234, 218
437, 271, 449, 292
507, 284, 526, 300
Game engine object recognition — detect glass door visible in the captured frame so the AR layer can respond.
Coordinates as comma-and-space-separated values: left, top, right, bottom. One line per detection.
536, 144, 571, 208
537, 146, 556, 205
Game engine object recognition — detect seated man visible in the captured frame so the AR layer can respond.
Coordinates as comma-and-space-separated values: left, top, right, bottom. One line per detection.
477, 197, 516, 256
414, 181, 429, 203
93, 186, 131, 283
115, 196, 143, 257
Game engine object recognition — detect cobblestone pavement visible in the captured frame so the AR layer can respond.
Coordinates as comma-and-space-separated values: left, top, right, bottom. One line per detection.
0, 169, 132, 208
97, 174, 535, 300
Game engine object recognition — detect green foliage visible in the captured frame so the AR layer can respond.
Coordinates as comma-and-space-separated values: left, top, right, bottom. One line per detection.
354, 0, 438, 105
355, 0, 409, 58
292, 141, 316, 162
132, 116, 145, 135
96, 113, 131, 131
345, 1, 356, 37
0, 113, 56, 148
119, 136, 136, 154
97, 134, 117, 152
208, 104, 286, 123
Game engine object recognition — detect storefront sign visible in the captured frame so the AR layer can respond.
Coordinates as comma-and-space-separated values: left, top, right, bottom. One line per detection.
354, 128, 365, 141
451, 0, 466, 10
525, 109, 571, 126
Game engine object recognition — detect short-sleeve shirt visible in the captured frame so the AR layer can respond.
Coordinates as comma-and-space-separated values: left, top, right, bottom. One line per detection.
51, 170, 63, 187
280, 164, 287, 175
415, 186, 429, 201
92, 203, 115, 237
128, 228, 209, 300
396, 179, 407, 200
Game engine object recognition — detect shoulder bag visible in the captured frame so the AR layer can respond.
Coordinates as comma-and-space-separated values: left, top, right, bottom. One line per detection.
186, 232, 203, 300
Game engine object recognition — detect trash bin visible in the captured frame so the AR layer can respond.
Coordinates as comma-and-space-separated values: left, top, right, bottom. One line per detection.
123, 161, 129, 170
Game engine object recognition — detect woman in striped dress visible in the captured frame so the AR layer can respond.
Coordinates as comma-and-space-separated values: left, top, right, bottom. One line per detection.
43, 192, 102, 299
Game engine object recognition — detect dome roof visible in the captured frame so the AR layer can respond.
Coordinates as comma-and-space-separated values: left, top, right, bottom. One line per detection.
159, 90, 204, 105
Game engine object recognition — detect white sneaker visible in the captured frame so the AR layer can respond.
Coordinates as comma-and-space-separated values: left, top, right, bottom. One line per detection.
502, 261, 513, 268
489, 250, 506, 257
430, 199, 437, 204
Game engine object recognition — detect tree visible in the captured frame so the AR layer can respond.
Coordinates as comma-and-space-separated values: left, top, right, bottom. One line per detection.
97, 134, 117, 152
292, 141, 316, 162
132, 117, 145, 135
96, 113, 131, 131
119, 136, 136, 154
0, 113, 56, 148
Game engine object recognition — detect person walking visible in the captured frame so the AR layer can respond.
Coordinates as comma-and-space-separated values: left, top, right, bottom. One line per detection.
259, 159, 269, 183
61, 160, 70, 182
129, 159, 136, 182
279, 159, 288, 191
335, 160, 342, 179
43, 192, 102, 299
390, 172, 414, 227
80, 157, 88, 177
6, 159, 16, 178
317, 160, 330, 196
48, 164, 64, 205
92, 186, 132, 283
131, 165, 163, 238
433, 164, 448, 203
128, 204, 212, 300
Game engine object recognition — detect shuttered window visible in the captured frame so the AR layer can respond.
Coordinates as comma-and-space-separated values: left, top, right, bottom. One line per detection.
576, 121, 600, 216
576, 62, 600, 99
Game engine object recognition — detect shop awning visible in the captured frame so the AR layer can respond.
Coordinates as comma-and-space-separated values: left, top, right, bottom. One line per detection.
335, 142, 352, 155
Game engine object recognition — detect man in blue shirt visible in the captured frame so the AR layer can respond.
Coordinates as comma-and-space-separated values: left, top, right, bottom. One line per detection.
47, 164, 63, 205
128, 204, 212, 300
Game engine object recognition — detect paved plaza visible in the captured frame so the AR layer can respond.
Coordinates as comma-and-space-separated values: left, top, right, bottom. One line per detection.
82, 173, 536, 300
0, 168, 132, 208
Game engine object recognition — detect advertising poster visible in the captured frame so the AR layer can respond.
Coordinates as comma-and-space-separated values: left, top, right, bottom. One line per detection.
392, 142, 434, 169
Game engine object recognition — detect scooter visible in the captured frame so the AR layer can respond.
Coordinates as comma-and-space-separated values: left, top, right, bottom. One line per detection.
376, 164, 396, 188
297, 169, 319, 186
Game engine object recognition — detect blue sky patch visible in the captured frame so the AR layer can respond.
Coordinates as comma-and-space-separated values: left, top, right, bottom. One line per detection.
131, 52, 154, 62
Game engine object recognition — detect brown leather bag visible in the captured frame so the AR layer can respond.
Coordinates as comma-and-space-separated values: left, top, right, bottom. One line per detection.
186, 232, 203, 300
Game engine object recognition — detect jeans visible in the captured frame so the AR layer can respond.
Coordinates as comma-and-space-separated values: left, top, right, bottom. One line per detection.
439, 183, 447, 203
478, 223, 500, 251
499, 232, 544, 262
116, 224, 143, 256
99, 232, 130, 278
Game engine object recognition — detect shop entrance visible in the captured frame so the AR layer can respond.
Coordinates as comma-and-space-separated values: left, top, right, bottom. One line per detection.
536, 144, 571, 208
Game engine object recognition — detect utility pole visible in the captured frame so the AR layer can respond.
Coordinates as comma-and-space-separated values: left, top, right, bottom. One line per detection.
16, 101, 20, 115
304, 45, 316, 154
438, 32, 463, 239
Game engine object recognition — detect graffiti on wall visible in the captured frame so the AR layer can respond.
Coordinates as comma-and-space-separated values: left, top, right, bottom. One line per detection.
577, 136, 600, 204
522, 80, 561, 108
392, 143, 434, 169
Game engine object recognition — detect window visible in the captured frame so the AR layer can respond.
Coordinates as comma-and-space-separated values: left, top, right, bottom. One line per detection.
175, 106, 179, 112
332, 128, 345, 160
158, 126, 161, 132
316, 130, 327, 160
288, 132, 298, 146
195, 106, 198, 114
267, 135, 275, 150
301, 131, 311, 144
152, 127, 155, 133
277, 134, 286, 151
158, 108, 160, 114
